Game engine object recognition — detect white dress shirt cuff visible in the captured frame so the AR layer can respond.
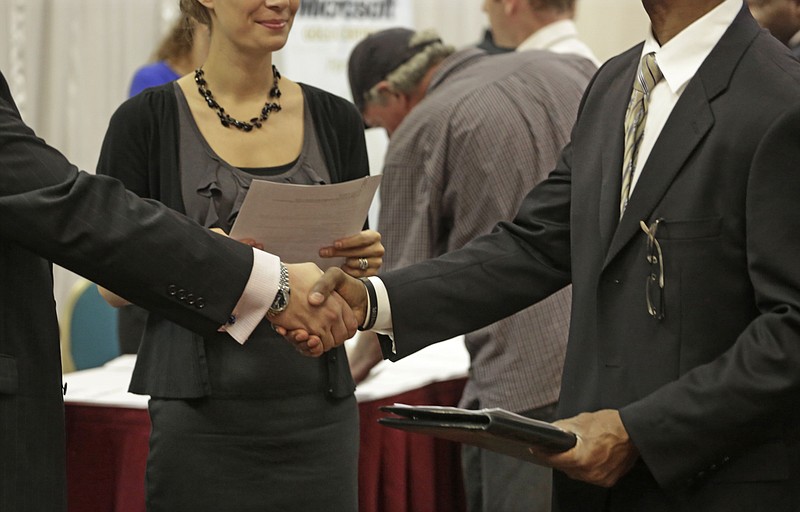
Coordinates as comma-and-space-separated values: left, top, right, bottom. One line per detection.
222, 248, 280, 344
368, 276, 394, 334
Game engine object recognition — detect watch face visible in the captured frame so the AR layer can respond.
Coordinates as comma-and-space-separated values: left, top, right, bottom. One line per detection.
269, 264, 291, 316
270, 290, 289, 312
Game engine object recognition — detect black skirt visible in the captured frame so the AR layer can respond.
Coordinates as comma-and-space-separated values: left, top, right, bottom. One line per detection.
145, 393, 359, 512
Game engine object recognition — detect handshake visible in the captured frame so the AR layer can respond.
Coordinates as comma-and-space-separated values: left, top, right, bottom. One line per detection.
264, 228, 383, 356
270, 265, 371, 357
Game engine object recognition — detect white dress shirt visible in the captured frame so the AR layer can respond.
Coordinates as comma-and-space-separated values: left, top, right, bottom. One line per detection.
517, 19, 600, 67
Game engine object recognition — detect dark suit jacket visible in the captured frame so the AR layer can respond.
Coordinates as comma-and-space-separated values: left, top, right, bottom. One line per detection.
0, 72, 255, 512
379, 8, 800, 511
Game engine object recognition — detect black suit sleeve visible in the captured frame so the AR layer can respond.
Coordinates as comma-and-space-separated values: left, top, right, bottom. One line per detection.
0, 83, 253, 337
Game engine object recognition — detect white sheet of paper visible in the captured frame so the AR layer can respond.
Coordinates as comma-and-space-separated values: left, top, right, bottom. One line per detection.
229, 175, 381, 268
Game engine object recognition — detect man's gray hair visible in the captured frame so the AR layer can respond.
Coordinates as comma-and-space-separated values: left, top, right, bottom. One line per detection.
364, 30, 455, 105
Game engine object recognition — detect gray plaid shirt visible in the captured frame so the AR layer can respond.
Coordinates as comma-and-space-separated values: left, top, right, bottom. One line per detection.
378, 48, 596, 412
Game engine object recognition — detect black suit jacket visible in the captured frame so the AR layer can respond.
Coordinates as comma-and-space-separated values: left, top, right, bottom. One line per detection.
380, 8, 800, 511
0, 72, 255, 511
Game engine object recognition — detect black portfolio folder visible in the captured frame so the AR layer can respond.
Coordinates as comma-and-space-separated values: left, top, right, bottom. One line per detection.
379, 404, 576, 464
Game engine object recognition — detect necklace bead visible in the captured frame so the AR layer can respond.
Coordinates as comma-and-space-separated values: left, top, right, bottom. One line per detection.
194, 65, 282, 132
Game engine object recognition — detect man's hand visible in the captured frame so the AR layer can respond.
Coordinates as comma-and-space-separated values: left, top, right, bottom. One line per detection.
309, 267, 369, 321
276, 267, 369, 356
269, 263, 359, 353
529, 409, 639, 488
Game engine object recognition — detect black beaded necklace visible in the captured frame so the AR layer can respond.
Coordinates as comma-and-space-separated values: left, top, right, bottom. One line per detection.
194, 65, 282, 132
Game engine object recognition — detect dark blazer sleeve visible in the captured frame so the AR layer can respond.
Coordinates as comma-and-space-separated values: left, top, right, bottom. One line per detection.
0, 86, 253, 337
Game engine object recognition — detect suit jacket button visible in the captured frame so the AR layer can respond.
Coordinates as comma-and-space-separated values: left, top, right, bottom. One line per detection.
177, 289, 187, 301
167, 284, 178, 296
186, 293, 195, 305
195, 298, 205, 309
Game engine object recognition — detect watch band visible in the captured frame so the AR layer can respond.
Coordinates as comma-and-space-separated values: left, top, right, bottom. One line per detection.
358, 277, 378, 331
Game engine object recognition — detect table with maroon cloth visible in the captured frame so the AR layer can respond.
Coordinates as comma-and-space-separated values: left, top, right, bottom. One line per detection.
64, 339, 470, 512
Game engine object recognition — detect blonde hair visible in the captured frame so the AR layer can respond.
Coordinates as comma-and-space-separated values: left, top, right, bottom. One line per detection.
180, 0, 211, 27
153, 15, 196, 62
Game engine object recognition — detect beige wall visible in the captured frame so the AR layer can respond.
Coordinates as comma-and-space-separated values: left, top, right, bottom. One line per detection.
575, 0, 651, 62
413, 0, 652, 63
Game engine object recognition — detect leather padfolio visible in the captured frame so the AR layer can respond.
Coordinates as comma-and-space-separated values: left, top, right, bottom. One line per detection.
379, 404, 576, 463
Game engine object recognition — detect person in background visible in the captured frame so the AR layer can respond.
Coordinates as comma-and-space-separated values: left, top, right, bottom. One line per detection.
0, 70, 355, 512
346, 26, 595, 511
483, 0, 599, 65
128, 15, 210, 97
96, 0, 382, 510
465, 5, 596, 508
746, 0, 800, 57
302, 1, 800, 510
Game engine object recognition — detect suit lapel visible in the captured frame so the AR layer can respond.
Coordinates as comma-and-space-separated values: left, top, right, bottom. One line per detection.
604, 88, 715, 266
602, 6, 759, 268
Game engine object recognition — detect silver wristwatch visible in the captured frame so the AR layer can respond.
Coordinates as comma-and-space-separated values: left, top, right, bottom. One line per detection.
267, 263, 291, 316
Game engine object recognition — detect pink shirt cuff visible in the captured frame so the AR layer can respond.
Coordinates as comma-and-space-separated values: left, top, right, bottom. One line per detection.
222, 248, 280, 344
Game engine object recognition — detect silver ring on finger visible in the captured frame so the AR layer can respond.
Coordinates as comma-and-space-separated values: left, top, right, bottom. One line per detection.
358, 257, 369, 270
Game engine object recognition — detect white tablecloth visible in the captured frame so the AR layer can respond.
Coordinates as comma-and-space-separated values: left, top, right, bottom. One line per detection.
63, 337, 470, 408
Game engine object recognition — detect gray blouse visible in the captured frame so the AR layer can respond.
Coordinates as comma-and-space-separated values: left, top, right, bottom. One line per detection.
175, 82, 332, 233
171, 82, 333, 398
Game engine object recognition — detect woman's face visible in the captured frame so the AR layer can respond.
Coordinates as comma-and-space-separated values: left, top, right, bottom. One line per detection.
206, 0, 301, 53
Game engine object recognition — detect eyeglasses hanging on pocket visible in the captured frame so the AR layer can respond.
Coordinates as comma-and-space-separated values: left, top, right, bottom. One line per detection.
640, 218, 665, 320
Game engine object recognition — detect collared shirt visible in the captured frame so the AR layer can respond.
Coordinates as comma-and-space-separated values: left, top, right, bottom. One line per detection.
517, 19, 601, 66
628, 0, 741, 194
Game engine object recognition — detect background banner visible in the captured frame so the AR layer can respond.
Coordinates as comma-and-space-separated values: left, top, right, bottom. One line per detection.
276, 0, 414, 101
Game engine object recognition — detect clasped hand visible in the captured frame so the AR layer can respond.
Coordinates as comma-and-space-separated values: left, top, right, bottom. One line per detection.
268, 262, 360, 350
271, 230, 382, 353
273, 266, 369, 356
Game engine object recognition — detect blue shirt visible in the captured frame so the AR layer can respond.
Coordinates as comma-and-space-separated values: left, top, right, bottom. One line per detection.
128, 61, 180, 97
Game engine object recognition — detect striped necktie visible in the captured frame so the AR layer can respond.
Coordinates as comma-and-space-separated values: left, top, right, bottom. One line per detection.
620, 52, 663, 216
